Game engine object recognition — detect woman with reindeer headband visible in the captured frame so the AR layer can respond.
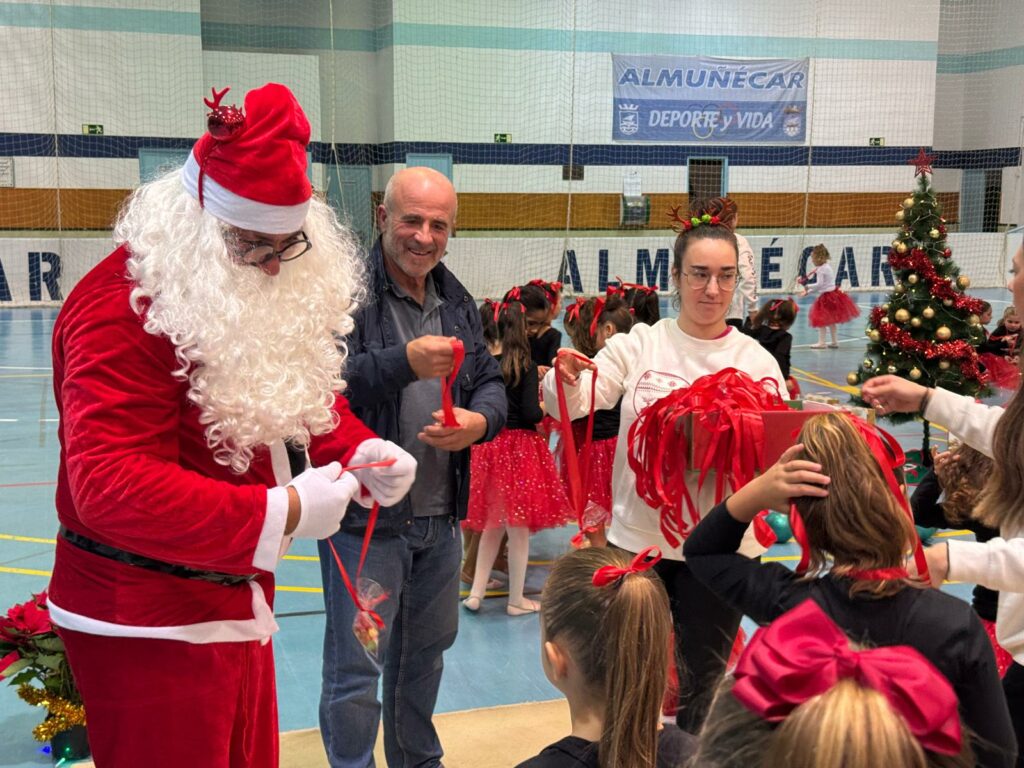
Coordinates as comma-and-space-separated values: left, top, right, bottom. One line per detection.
542, 205, 786, 734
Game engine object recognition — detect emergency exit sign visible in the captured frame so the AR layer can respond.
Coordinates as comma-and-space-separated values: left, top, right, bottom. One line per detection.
82, 124, 104, 135
869, 137, 885, 147
494, 133, 511, 143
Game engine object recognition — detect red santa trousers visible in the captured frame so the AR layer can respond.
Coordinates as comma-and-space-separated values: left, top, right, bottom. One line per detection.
59, 627, 278, 768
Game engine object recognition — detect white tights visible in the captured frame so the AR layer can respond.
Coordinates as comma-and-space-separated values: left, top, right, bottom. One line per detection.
469, 526, 531, 606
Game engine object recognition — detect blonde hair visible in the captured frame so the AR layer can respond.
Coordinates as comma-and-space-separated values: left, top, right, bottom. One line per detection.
792, 413, 916, 596
542, 548, 672, 768
693, 676, 974, 768
1002, 306, 1018, 321
811, 243, 830, 265
974, 381, 1024, 529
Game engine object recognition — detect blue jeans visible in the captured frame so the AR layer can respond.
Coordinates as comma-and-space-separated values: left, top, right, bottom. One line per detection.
318, 515, 461, 768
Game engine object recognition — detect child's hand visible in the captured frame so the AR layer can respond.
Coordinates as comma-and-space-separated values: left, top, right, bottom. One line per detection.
726, 444, 830, 521
555, 350, 596, 386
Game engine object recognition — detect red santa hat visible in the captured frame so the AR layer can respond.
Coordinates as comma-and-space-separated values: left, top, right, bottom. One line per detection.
181, 83, 311, 234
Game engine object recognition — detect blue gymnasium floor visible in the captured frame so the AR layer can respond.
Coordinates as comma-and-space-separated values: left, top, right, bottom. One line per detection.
0, 290, 1011, 766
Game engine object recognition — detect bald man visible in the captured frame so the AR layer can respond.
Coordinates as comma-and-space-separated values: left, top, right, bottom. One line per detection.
318, 167, 507, 768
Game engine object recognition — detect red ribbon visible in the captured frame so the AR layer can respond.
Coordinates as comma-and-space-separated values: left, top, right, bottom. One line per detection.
589, 297, 606, 337
592, 546, 662, 587
565, 298, 585, 324
626, 368, 788, 548
323, 458, 398, 633
554, 349, 599, 546
441, 338, 466, 428
732, 600, 962, 755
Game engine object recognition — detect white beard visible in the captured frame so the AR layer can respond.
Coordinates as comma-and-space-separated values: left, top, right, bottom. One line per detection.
117, 173, 365, 473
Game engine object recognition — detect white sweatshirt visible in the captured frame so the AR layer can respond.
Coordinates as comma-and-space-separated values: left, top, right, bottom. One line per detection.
805, 262, 836, 296
542, 319, 787, 560
924, 387, 1024, 662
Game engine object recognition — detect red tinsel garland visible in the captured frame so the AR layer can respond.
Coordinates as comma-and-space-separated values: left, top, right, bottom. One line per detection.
875, 323, 988, 384
888, 247, 985, 314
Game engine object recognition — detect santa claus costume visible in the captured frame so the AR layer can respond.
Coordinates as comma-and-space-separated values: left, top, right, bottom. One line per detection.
48, 84, 415, 767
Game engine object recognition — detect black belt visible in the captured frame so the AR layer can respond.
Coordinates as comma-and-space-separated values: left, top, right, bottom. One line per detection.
59, 526, 257, 587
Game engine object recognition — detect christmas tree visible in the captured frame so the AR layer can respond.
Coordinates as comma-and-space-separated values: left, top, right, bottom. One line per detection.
849, 148, 990, 425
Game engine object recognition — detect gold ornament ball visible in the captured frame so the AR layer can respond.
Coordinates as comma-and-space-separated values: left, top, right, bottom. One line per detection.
895, 210, 905, 221
881, 303, 890, 311
894, 308, 910, 323
930, 228, 940, 239
903, 197, 914, 208
910, 317, 922, 328
957, 275, 971, 289
865, 326, 874, 338
862, 359, 873, 370
922, 307, 935, 319
894, 282, 905, 294
938, 360, 951, 371
943, 298, 954, 307
880, 317, 890, 325
936, 326, 952, 341
847, 372, 860, 386
907, 274, 919, 284
896, 242, 908, 254
869, 330, 881, 342
909, 368, 922, 380
887, 365, 898, 374
891, 239, 900, 249
968, 314, 981, 326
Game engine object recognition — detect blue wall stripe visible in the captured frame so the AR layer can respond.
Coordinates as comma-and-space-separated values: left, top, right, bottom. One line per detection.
0, 134, 1017, 170
0, 2, 199, 35
937, 46, 1024, 74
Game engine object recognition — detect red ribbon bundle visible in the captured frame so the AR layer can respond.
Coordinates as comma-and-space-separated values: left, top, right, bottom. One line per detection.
626, 368, 788, 548
441, 338, 466, 427
554, 349, 600, 546
733, 599, 962, 755
324, 458, 398, 638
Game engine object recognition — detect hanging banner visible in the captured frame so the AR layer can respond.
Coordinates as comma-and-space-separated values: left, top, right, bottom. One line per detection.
612, 55, 809, 142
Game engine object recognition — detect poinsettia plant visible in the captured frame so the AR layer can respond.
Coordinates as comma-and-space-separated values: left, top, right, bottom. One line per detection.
0, 590, 85, 740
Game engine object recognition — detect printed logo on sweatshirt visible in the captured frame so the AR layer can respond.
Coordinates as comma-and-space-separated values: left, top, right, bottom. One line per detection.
633, 370, 689, 414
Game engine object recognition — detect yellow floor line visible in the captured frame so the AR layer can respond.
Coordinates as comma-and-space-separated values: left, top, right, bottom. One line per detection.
0, 533, 57, 545
790, 366, 858, 395
0, 565, 52, 577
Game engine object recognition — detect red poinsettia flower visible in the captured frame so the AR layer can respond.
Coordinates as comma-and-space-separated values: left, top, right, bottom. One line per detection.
5, 597, 52, 636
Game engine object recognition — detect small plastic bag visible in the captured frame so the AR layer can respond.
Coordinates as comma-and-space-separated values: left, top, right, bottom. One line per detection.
352, 578, 388, 657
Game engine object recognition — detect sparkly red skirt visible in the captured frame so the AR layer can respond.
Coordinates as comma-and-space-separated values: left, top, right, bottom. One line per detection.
982, 617, 1014, 678
465, 428, 572, 532
559, 427, 617, 517
809, 289, 860, 327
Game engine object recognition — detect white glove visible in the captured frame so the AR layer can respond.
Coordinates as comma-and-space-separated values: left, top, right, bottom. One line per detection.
348, 438, 418, 508
288, 462, 360, 539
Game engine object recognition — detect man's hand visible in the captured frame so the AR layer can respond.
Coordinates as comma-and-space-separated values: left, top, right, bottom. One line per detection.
407, 335, 457, 380
418, 408, 487, 451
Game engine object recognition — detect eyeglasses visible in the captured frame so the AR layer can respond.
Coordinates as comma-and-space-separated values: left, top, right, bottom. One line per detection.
680, 271, 738, 291
234, 231, 312, 267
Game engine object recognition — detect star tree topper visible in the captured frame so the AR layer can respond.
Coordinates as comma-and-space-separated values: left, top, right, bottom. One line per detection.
908, 147, 936, 177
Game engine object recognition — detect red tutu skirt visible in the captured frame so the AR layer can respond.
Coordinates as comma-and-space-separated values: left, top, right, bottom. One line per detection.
465, 428, 572, 532
559, 426, 617, 517
979, 353, 1020, 391
809, 289, 860, 327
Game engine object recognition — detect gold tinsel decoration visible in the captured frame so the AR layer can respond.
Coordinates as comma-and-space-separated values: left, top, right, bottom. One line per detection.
18, 684, 86, 741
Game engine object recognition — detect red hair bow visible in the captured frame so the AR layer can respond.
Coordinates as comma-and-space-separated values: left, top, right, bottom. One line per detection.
565, 297, 585, 324
732, 600, 962, 755
592, 546, 662, 587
